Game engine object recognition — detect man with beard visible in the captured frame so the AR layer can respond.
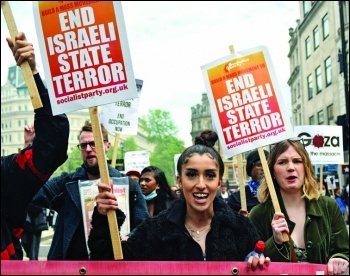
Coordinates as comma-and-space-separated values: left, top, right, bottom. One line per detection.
31, 120, 149, 260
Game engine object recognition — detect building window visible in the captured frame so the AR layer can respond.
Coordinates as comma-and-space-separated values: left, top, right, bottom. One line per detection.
309, 115, 315, 125
305, 37, 311, 59
325, 56, 332, 86
327, 104, 333, 124
322, 14, 329, 40
317, 110, 324, 125
313, 26, 319, 50
297, 82, 300, 98
307, 74, 313, 100
315, 66, 322, 94
292, 87, 296, 103
228, 167, 233, 183
303, 1, 310, 16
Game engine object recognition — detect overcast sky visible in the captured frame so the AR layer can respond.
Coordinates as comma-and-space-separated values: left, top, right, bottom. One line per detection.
1, 1, 300, 147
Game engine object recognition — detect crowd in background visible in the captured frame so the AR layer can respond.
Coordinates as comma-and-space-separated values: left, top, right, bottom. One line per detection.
1, 32, 348, 275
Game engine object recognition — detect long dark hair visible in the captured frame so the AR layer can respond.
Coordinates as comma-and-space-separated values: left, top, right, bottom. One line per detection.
140, 165, 174, 216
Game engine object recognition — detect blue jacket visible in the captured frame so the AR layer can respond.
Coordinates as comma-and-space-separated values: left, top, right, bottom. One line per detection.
1, 74, 69, 260
32, 165, 149, 260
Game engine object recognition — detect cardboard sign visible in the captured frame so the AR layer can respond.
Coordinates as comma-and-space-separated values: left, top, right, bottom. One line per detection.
79, 177, 130, 253
294, 125, 344, 164
100, 79, 143, 135
174, 153, 181, 177
201, 46, 293, 158
32, 1, 137, 115
124, 150, 150, 173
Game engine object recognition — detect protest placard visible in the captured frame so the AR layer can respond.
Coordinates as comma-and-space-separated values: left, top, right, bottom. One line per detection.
100, 79, 143, 135
174, 153, 181, 177
124, 150, 150, 173
201, 46, 293, 158
1, 260, 333, 275
32, 1, 138, 115
294, 125, 344, 164
79, 177, 130, 253
32, 1, 138, 259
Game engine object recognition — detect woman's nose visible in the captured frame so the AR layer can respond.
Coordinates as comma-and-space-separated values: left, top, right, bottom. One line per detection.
287, 162, 295, 170
196, 176, 206, 188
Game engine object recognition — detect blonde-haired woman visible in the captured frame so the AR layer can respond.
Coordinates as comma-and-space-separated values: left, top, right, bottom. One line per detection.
249, 139, 349, 275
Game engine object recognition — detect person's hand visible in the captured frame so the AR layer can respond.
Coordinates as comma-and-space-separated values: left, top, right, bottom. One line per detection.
6, 32, 38, 74
24, 122, 35, 147
96, 181, 118, 215
271, 212, 289, 245
327, 258, 349, 275
246, 252, 271, 271
238, 209, 249, 217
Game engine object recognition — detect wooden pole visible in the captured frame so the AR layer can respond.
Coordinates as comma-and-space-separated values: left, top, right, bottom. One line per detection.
111, 134, 120, 168
89, 107, 123, 260
258, 147, 289, 241
228, 44, 287, 240
236, 154, 248, 214
229, 45, 247, 215
1, 1, 42, 109
319, 165, 324, 193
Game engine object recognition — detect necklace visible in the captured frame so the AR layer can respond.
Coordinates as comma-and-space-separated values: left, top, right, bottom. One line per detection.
185, 224, 211, 241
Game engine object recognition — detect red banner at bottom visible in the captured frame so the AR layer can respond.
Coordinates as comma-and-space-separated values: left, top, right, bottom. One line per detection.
0, 260, 338, 275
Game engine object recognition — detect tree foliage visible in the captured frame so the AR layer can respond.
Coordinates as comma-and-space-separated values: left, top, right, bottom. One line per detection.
121, 137, 139, 157
140, 109, 186, 183
140, 109, 178, 142
51, 109, 186, 183
52, 146, 82, 177
150, 136, 185, 184
107, 136, 139, 161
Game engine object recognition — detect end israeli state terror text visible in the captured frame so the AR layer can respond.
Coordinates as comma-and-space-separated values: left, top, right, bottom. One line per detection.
46, 7, 125, 94
216, 73, 284, 142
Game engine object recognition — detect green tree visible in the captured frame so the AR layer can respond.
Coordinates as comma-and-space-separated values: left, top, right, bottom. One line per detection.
150, 136, 185, 184
140, 109, 178, 141
108, 136, 139, 162
120, 137, 139, 157
52, 146, 82, 177
140, 109, 185, 183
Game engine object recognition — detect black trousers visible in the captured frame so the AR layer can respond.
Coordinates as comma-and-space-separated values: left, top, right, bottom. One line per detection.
21, 230, 42, 260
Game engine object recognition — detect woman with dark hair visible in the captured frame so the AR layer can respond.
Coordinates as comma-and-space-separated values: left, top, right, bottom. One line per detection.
139, 165, 175, 216
88, 130, 270, 270
249, 139, 349, 275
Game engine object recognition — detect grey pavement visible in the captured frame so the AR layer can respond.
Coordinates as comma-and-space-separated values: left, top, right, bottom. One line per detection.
41, 227, 55, 241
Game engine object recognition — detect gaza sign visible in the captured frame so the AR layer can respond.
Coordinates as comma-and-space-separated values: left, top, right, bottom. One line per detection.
33, 1, 138, 115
